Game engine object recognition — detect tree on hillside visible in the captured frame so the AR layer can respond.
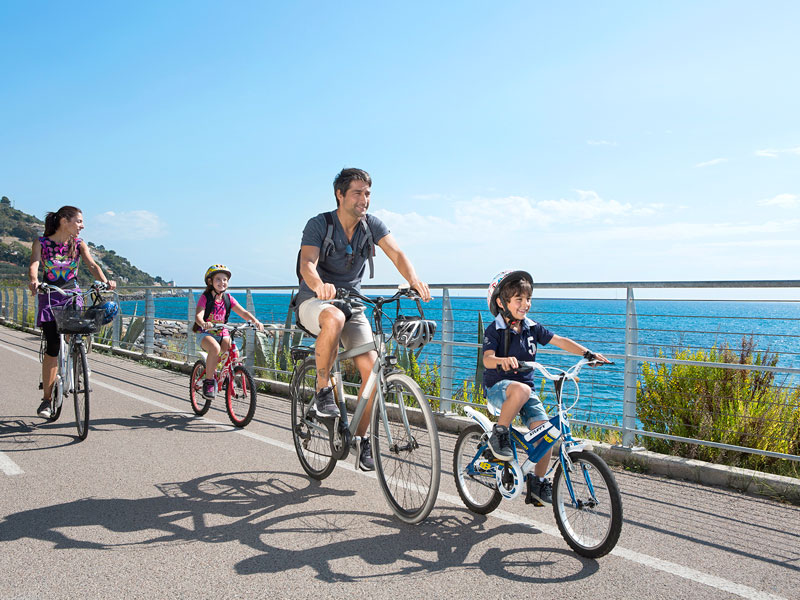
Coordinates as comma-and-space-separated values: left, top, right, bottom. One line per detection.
1, 197, 10, 206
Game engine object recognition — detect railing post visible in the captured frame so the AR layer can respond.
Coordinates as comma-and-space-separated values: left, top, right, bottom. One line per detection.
12, 288, 19, 324
440, 287, 453, 413
22, 290, 29, 327
281, 290, 296, 352
186, 290, 195, 362
622, 286, 639, 448
112, 291, 121, 348
245, 288, 255, 372
1, 287, 6, 318
144, 289, 155, 356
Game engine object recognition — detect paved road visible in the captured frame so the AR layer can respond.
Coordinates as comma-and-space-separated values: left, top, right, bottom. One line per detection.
1, 325, 798, 599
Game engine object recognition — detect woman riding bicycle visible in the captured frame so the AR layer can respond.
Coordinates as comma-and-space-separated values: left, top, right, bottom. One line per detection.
28, 205, 116, 418
193, 264, 263, 400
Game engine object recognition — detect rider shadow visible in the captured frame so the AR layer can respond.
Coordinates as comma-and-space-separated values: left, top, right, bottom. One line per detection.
0, 471, 353, 552
86, 411, 232, 435
235, 508, 599, 584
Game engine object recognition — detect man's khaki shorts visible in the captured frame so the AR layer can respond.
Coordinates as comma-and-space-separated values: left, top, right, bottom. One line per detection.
297, 297, 374, 351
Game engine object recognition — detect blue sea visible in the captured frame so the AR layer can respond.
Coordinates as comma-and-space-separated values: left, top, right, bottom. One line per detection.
120, 293, 800, 424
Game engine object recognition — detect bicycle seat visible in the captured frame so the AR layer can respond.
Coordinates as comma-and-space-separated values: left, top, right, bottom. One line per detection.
290, 346, 314, 362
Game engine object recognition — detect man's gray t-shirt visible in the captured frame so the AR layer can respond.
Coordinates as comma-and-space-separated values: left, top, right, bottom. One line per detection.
295, 211, 390, 305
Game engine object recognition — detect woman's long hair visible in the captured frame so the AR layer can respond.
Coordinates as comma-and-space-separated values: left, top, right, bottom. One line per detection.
43, 205, 81, 258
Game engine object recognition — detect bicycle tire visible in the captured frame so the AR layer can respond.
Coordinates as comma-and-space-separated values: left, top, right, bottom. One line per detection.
552, 450, 623, 558
290, 356, 336, 480
72, 343, 90, 440
372, 372, 440, 524
226, 365, 257, 427
48, 376, 63, 422
189, 360, 212, 415
453, 424, 502, 514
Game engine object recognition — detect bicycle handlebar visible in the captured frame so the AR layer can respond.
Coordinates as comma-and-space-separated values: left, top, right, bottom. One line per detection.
498, 353, 614, 379
37, 281, 110, 296
204, 322, 260, 335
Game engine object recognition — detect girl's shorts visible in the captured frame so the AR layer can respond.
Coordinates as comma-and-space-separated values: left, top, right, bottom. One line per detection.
196, 332, 227, 346
486, 379, 549, 425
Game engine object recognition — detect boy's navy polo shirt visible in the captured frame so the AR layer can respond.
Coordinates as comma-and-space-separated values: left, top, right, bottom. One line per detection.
482, 314, 554, 391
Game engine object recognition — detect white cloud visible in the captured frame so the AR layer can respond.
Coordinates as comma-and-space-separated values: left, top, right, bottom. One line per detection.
758, 193, 799, 208
92, 210, 168, 240
755, 146, 800, 158
694, 158, 728, 168
586, 139, 617, 146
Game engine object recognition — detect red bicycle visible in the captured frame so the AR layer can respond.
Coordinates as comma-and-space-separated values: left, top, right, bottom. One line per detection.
189, 322, 258, 427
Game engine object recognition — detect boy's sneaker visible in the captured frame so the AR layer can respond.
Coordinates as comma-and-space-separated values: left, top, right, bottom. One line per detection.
527, 477, 553, 506
202, 379, 216, 400
314, 386, 340, 418
37, 400, 52, 419
488, 424, 513, 461
358, 437, 375, 471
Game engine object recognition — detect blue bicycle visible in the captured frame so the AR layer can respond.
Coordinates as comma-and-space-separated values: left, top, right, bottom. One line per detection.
453, 354, 623, 558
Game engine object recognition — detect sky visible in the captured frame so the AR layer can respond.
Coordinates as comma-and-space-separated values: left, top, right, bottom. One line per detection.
1, 1, 799, 295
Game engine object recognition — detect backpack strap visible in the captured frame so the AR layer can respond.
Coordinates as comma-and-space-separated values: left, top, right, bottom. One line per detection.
202, 291, 232, 323
318, 211, 336, 264
356, 217, 375, 279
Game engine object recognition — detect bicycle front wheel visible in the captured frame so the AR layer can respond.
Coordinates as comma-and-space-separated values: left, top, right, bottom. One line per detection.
72, 343, 90, 440
290, 357, 336, 480
453, 424, 502, 514
372, 373, 440, 524
552, 451, 623, 558
189, 360, 212, 415
226, 365, 257, 427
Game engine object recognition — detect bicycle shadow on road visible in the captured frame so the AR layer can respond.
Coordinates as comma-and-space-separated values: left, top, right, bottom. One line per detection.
0, 468, 598, 584
0, 470, 353, 552
235, 508, 600, 584
0, 411, 226, 451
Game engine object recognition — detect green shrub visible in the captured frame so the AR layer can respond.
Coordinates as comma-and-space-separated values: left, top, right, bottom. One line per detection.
637, 338, 800, 477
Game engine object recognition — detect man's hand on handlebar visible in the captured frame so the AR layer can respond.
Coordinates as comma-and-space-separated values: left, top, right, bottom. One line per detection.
313, 282, 337, 301
410, 280, 431, 302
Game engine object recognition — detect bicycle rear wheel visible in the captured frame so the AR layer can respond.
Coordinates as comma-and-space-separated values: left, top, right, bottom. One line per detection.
49, 376, 63, 422
189, 360, 212, 415
372, 373, 440, 524
72, 343, 90, 440
552, 451, 623, 558
226, 365, 257, 427
290, 356, 336, 480
453, 424, 502, 514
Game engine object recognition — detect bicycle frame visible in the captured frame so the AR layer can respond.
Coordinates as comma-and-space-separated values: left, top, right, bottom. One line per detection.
198, 333, 242, 387
463, 358, 596, 504
298, 289, 423, 462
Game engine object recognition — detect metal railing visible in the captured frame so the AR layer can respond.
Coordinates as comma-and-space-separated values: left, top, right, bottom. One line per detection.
2, 280, 799, 464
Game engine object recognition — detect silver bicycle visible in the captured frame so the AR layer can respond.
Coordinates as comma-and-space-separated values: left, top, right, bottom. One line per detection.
38, 281, 111, 440
290, 286, 441, 524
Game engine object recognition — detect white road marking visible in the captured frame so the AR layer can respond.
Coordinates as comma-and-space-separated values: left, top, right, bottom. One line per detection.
0, 339, 789, 600
0, 451, 24, 475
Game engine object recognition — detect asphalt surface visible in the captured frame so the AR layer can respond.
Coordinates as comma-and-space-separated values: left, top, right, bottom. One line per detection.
1, 324, 798, 600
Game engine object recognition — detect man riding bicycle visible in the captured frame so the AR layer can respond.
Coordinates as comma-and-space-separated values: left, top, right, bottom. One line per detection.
294, 168, 431, 471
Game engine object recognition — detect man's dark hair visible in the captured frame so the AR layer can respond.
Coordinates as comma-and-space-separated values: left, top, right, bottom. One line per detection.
333, 168, 372, 207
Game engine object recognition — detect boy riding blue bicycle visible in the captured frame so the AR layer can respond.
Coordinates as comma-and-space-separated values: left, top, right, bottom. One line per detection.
483, 270, 609, 505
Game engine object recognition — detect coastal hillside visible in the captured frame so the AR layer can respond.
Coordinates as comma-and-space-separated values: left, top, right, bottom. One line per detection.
0, 196, 169, 286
